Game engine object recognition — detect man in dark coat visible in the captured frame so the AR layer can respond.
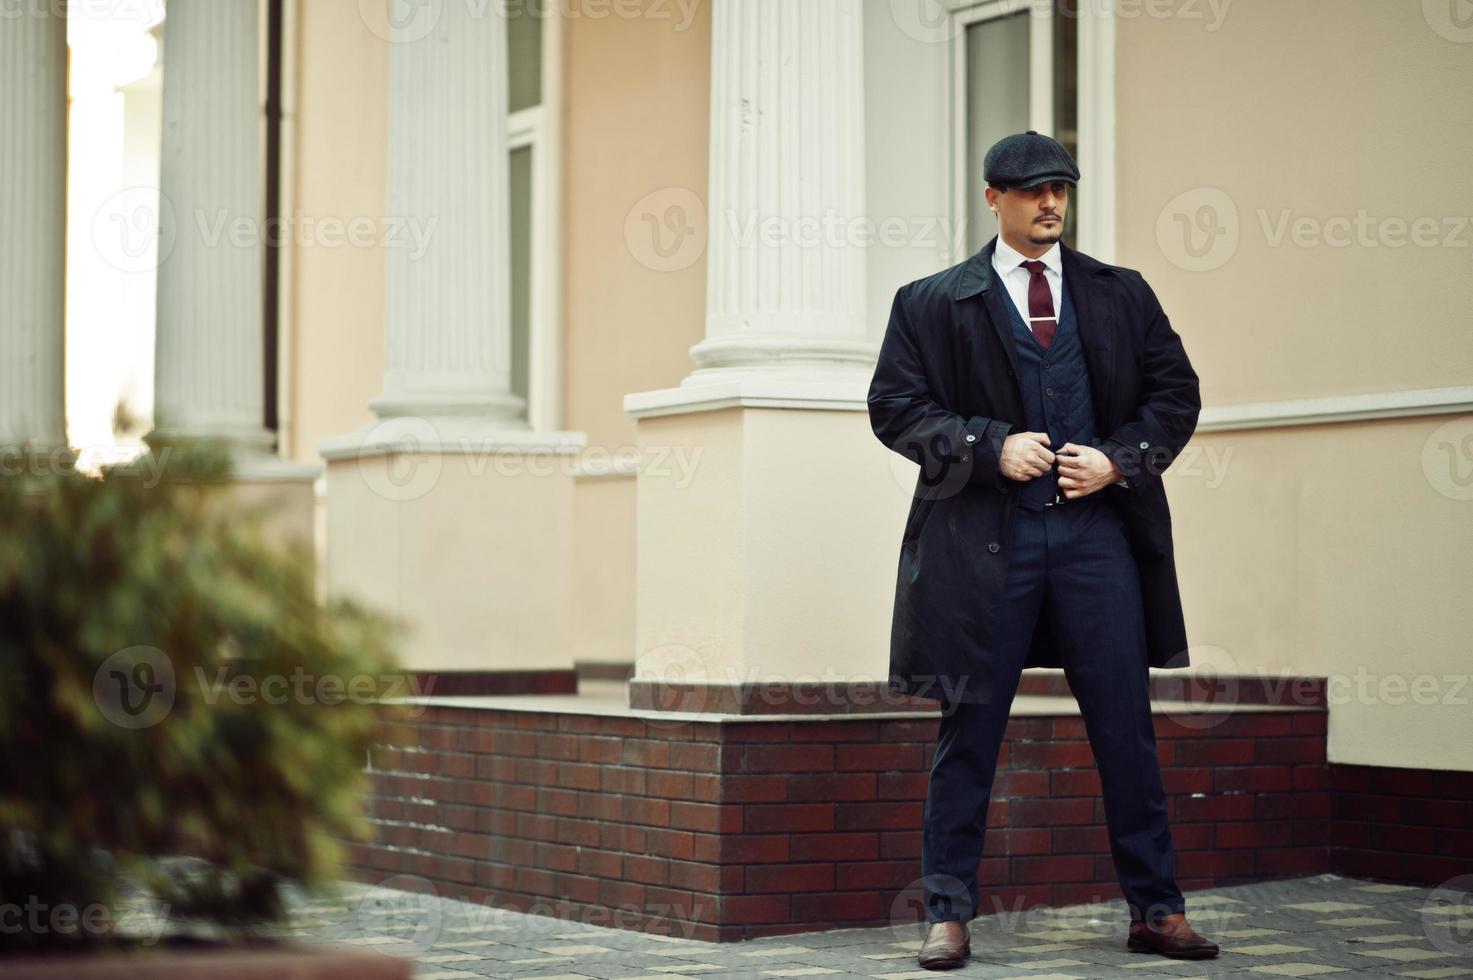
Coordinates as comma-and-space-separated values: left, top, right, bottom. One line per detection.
866, 131, 1218, 967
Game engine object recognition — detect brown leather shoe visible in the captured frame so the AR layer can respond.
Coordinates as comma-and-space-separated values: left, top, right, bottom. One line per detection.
1127, 912, 1220, 959
917, 920, 970, 970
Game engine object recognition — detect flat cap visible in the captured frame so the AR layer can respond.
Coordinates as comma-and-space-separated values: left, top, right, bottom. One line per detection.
983, 130, 1080, 189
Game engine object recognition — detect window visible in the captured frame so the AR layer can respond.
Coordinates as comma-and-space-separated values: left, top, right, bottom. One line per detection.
952, 0, 1111, 258
507, 4, 561, 430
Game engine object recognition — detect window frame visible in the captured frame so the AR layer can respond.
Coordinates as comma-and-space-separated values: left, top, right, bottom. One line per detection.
507, 12, 564, 433
947, 0, 1115, 262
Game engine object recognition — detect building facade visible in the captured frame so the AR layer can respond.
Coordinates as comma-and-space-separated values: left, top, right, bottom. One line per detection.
4, 0, 1471, 939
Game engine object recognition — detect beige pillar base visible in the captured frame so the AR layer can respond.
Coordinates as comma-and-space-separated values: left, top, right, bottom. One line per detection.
320, 425, 584, 671
228, 474, 318, 560
109, 450, 319, 560
630, 404, 912, 702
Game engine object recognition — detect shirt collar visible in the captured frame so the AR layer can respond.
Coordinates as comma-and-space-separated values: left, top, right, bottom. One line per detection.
993, 235, 1063, 277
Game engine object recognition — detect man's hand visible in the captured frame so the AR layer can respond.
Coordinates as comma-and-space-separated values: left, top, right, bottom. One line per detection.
1056, 442, 1122, 499
999, 431, 1055, 481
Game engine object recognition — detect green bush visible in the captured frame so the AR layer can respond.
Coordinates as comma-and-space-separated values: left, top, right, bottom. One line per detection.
0, 443, 408, 950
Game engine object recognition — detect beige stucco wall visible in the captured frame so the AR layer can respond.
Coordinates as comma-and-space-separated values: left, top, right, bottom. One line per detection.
1116, 0, 1473, 770
562, 0, 710, 451
1116, 0, 1472, 401
632, 407, 907, 688
572, 472, 639, 666
324, 453, 577, 671
284, 0, 388, 463
229, 479, 317, 557
563, 0, 711, 666
1165, 420, 1473, 768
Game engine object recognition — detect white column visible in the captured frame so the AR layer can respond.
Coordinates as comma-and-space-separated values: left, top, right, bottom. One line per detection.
624, 1, 899, 701
0, 8, 68, 450
152, 0, 272, 453
369, 0, 523, 426
317, 0, 583, 672
636, 0, 873, 413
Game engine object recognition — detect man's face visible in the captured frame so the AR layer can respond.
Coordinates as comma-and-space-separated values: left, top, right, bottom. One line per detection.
986, 180, 1070, 248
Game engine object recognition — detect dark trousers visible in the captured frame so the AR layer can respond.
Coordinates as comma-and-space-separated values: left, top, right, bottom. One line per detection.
920, 493, 1185, 924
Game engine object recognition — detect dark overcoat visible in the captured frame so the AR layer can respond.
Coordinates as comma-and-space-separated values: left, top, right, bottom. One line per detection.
867, 234, 1201, 705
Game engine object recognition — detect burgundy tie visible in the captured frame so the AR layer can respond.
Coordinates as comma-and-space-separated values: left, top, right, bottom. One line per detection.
1020, 259, 1056, 350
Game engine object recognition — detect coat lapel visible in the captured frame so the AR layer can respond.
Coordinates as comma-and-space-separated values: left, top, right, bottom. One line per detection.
953, 236, 1022, 402
1061, 242, 1118, 422
955, 235, 1118, 426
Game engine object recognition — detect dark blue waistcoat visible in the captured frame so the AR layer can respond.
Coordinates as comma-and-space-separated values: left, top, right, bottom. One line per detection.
999, 269, 1100, 511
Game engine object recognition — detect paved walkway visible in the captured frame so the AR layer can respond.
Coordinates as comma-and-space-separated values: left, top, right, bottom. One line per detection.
271, 872, 1473, 979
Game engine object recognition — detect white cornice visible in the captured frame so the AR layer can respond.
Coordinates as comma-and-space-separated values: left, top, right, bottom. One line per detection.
319, 417, 586, 461
624, 377, 871, 420
1197, 386, 1473, 433
624, 384, 1473, 427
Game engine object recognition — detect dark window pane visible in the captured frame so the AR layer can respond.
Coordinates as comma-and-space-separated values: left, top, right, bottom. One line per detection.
1052, 3, 1078, 249
508, 3, 542, 112
965, 11, 1030, 254
509, 146, 532, 416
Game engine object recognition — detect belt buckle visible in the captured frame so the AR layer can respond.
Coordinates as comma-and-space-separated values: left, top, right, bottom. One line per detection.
1043, 489, 1065, 507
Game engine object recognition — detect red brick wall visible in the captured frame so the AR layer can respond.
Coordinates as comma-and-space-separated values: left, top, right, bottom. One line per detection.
988, 711, 1331, 911
348, 703, 1347, 941
1331, 764, 1473, 885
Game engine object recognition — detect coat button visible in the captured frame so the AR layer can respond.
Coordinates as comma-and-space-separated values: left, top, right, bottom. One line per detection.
964, 433, 976, 443
988, 541, 1000, 553
1139, 441, 1150, 449
961, 454, 970, 462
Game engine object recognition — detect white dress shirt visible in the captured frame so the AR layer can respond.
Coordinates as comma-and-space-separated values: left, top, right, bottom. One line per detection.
991, 235, 1062, 327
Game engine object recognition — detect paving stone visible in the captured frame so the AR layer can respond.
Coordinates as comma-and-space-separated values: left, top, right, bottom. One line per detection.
276, 874, 1473, 980
1357, 934, 1432, 944
1353, 948, 1460, 963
